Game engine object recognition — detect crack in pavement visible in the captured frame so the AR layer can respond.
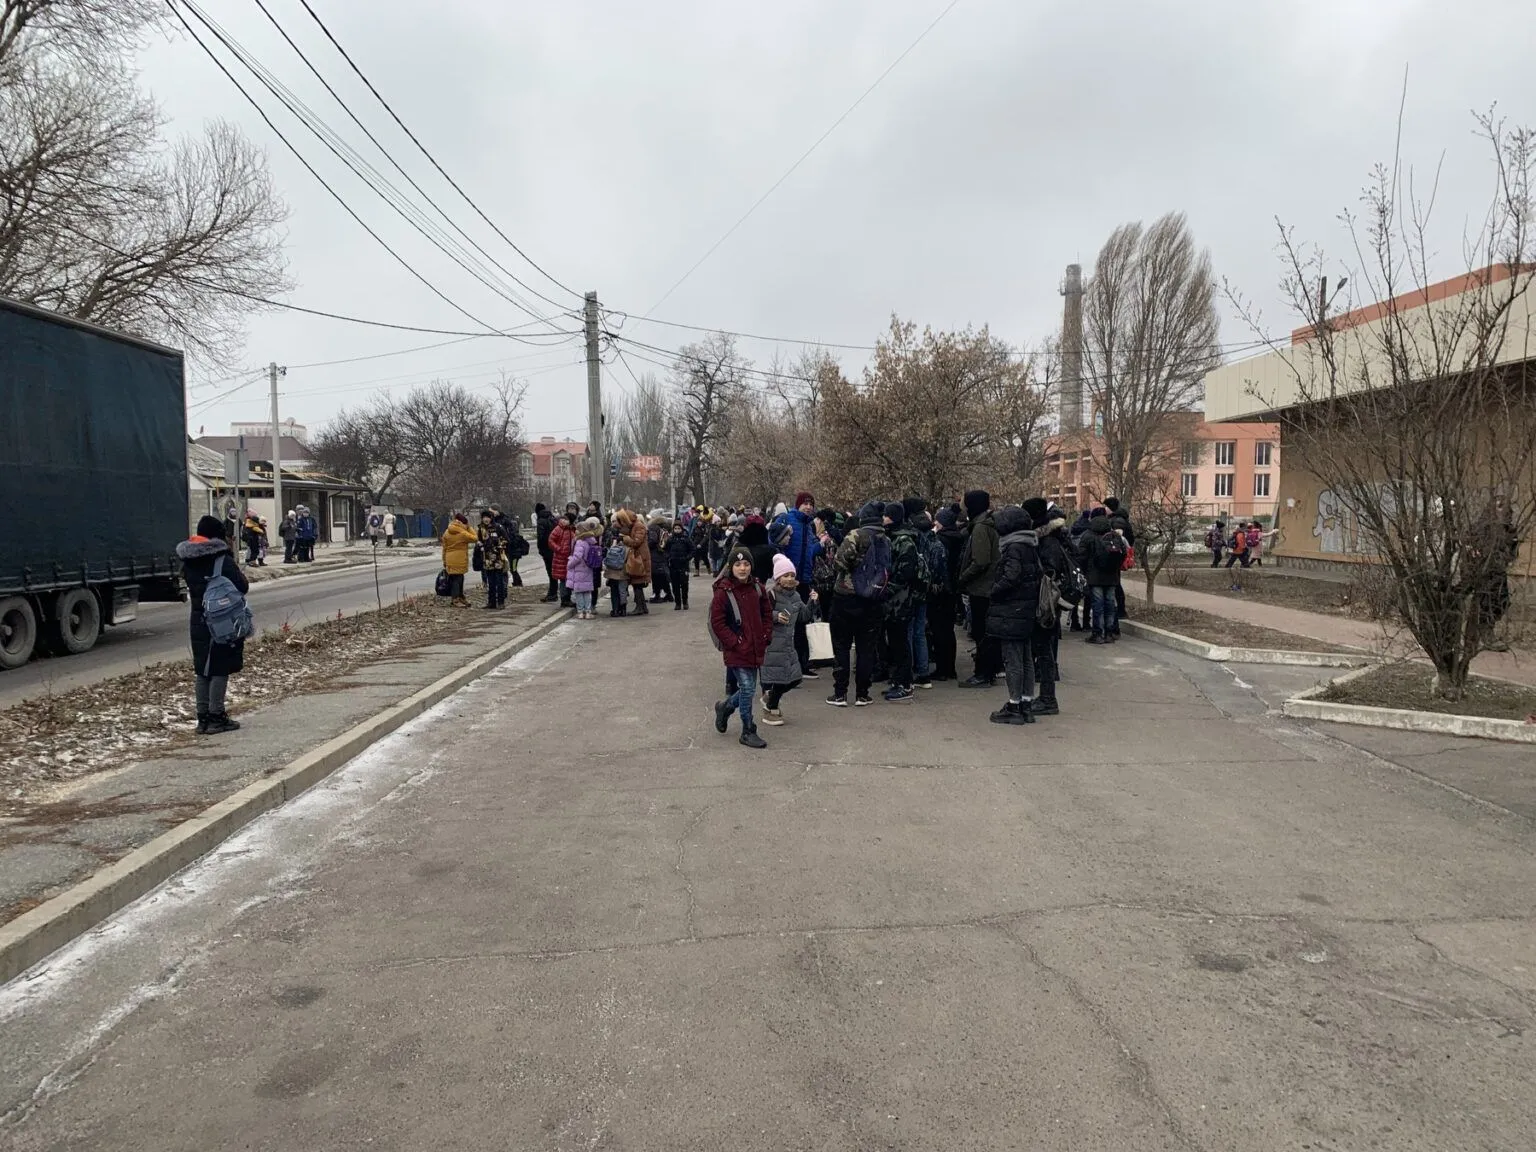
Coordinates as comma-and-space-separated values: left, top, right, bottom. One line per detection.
1408, 926, 1536, 1018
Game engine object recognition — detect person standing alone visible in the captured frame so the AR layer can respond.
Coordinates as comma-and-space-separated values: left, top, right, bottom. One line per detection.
177, 516, 249, 735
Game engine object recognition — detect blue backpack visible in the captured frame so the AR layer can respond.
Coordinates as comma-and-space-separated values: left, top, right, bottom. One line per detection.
852, 530, 892, 600
203, 554, 253, 645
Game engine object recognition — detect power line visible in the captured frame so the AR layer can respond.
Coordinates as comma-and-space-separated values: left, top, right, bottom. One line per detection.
642, 0, 964, 316
246, 0, 575, 332
604, 309, 879, 351
167, 0, 510, 338
180, 0, 571, 339
284, 348, 581, 397
293, 0, 583, 306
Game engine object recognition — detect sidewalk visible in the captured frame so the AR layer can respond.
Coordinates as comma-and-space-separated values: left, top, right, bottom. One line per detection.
1125, 581, 1536, 687
242, 542, 435, 583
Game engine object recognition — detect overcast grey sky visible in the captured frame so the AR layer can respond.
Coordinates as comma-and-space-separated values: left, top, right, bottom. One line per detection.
149, 0, 1534, 442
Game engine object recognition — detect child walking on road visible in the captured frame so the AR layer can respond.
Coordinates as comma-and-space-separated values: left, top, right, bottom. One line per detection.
760, 554, 816, 726
665, 520, 693, 610
711, 546, 774, 749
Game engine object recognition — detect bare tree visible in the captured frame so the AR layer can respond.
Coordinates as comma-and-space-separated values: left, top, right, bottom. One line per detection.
669, 332, 749, 505
612, 370, 672, 509
1231, 112, 1536, 699
1082, 212, 1221, 507
395, 378, 526, 514
309, 396, 410, 506
0, 1, 288, 366
1130, 477, 1196, 606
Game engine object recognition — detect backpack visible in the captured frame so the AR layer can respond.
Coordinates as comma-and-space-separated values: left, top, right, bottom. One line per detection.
510, 532, 530, 558
909, 534, 932, 594
1245, 527, 1262, 550
811, 549, 836, 591
1097, 532, 1127, 567
1229, 531, 1246, 553
852, 531, 892, 600
1121, 544, 1136, 572
471, 542, 484, 572
435, 568, 451, 597
707, 583, 763, 651
584, 538, 604, 571
923, 534, 950, 596
1205, 526, 1221, 549
1037, 567, 1062, 628
603, 542, 628, 572
202, 554, 253, 645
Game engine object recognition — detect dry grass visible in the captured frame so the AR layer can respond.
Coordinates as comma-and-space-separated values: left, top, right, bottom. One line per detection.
0, 590, 532, 816
1319, 662, 1536, 723
1129, 602, 1355, 654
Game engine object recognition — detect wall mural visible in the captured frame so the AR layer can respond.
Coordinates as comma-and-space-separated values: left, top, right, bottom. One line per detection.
1312, 486, 1397, 555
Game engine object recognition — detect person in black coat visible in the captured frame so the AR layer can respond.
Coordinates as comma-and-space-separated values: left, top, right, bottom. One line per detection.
985, 505, 1044, 725
664, 521, 694, 610
930, 504, 967, 679
738, 517, 777, 584
1026, 498, 1075, 716
1081, 509, 1127, 642
534, 503, 558, 601
1103, 496, 1134, 628
176, 515, 248, 735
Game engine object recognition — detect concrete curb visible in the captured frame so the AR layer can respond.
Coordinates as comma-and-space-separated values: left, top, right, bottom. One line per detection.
0, 607, 573, 985
1283, 666, 1536, 744
1119, 619, 1375, 667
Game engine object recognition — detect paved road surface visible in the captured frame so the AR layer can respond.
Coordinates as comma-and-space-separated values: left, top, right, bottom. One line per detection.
2, 611, 1533, 1149
0, 553, 455, 706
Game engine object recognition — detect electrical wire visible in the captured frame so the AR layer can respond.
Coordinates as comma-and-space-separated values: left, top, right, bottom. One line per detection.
283, 348, 581, 397
247, 0, 576, 332
642, 0, 965, 316
179, 0, 572, 340
294, 0, 583, 306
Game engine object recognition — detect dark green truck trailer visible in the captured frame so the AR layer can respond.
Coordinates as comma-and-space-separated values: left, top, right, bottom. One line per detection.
0, 297, 188, 669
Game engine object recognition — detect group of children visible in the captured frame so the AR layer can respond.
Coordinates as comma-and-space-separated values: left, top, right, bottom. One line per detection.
710, 549, 815, 749
1207, 520, 1276, 585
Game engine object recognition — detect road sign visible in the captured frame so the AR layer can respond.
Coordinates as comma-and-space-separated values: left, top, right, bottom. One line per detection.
223, 448, 250, 485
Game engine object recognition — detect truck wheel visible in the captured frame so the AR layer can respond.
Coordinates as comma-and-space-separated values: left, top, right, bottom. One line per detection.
54, 589, 102, 654
0, 596, 37, 669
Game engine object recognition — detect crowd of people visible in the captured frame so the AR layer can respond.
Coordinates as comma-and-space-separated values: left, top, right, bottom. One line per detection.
513, 490, 1138, 750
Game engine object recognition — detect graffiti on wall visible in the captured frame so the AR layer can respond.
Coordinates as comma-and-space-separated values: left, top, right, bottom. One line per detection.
1312, 486, 1398, 555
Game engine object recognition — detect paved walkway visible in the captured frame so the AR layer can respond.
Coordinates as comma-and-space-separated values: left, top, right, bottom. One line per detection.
1125, 580, 1536, 687
4, 610, 1534, 1149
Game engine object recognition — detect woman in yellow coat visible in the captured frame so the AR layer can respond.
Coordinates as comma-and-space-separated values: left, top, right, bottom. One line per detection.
440, 513, 478, 607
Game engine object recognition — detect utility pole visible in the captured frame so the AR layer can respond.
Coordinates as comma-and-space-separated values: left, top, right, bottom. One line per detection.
1059, 264, 1084, 433
268, 361, 287, 520
584, 292, 605, 505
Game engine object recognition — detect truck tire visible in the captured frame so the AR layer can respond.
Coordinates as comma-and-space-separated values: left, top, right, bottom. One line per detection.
0, 596, 37, 670
54, 588, 102, 655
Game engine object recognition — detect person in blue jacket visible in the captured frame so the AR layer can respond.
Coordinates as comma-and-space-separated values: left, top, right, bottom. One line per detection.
770, 491, 823, 678
295, 505, 319, 562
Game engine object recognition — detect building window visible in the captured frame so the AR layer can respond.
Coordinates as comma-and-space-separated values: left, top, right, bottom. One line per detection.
1215, 441, 1236, 467
1181, 442, 1202, 467
1214, 474, 1234, 498
1254, 473, 1271, 498
1254, 441, 1273, 466
1180, 473, 1198, 498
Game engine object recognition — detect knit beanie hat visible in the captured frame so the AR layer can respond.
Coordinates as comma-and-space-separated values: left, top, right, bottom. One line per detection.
963, 489, 991, 518
883, 501, 907, 528
936, 505, 960, 529
1021, 497, 1050, 527
858, 500, 885, 527
902, 496, 927, 520
726, 545, 754, 572
794, 491, 815, 509
195, 514, 227, 539
772, 554, 796, 580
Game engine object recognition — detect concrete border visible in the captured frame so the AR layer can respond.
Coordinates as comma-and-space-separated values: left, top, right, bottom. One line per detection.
1283, 665, 1536, 744
0, 607, 572, 984
1119, 619, 1375, 667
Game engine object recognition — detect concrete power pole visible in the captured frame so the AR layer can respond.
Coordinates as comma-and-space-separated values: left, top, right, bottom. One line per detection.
1059, 264, 1084, 433
268, 362, 287, 518
584, 292, 605, 505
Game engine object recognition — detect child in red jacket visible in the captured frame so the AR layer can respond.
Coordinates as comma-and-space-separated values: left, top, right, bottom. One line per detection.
711, 546, 774, 749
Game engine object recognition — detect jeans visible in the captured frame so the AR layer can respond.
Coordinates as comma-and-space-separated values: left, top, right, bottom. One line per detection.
1225, 551, 1250, 570
670, 567, 690, 608
908, 600, 930, 681
885, 613, 914, 688
283, 539, 295, 563
831, 595, 879, 698
1090, 585, 1117, 635
1000, 638, 1035, 702
724, 666, 759, 730
608, 580, 629, 613
574, 589, 593, 613
486, 569, 508, 607
195, 673, 228, 716
969, 595, 1001, 679
928, 592, 957, 677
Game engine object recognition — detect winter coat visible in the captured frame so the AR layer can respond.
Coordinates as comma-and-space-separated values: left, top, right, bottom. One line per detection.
296, 513, 318, 541
936, 526, 967, 593
738, 522, 777, 584
885, 526, 922, 620
535, 509, 556, 553
548, 519, 575, 580
1036, 519, 1080, 607
477, 525, 507, 572
616, 510, 651, 584
664, 532, 694, 571
383, 513, 396, 536
241, 516, 264, 548
1108, 508, 1136, 548
985, 507, 1043, 642
831, 526, 877, 598
565, 528, 601, 592
177, 537, 248, 678
710, 572, 773, 670
770, 508, 821, 584
441, 519, 478, 576
761, 585, 812, 686
957, 510, 1000, 597
1082, 516, 1126, 587
277, 517, 296, 541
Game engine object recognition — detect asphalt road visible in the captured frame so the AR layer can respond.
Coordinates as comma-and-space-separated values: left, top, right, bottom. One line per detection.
3, 613, 1533, 1148
0, 552, 456, 707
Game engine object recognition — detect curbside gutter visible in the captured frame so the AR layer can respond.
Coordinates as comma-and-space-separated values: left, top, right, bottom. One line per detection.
1119, 619, 1375, 667
0, 607, 573, 985
1283, 668, 1536, 744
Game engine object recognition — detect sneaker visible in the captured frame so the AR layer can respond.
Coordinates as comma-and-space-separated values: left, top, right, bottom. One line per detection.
713, 700, 731, 733
914, 678, 933, 689
958, 675, 995, 688
760, 709, 785, 726
884, 686, 914, 703
854, 695, 874, 707
802, 668, 820, 680
740, 728, 768, 750
825, 695, 849, 707
1106, 633, 1119, 643
1087, 634, 1106, 645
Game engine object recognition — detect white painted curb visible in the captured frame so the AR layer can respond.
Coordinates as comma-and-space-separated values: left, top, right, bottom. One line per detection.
1282, 666, 1536, 744
0, 607, 573, 985
1120, 619, 1374, 667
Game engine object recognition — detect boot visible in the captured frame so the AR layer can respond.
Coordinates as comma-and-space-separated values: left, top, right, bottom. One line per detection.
959, 675, 996, 688
673, 600, 683, 611
633, 598, 649, 615
740, 726, 768, 750
1030, 695, 1060, 716
714, 700, 732, 733
989, 701, 1032, 726
205, 712, 241, 735
195, 712, 210, 735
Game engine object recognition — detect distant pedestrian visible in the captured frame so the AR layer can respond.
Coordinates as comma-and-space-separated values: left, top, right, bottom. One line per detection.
984, 505, 1044, 725
1206, 521, 1226, 568
1225, 523, 1250, 583
295, 506, 318, 562
664, 520, 693, 610
617, 508, 652, 615
178, 515, 249, 736
477, 510, 509, 609
1245, 521, 1265, 566
440, 512, 477, 608
957, 490, 1002, 687
279, 510, 297, 564
1082, 507, 1127, 643
548, 510, 577, 608
383, 510, 396, 548
566, 517, 603, 619
710, 546, 773, 749
535, 503, 558, 602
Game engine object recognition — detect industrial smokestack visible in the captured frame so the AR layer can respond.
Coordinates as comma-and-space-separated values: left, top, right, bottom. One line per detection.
1060, 263, 1084, 432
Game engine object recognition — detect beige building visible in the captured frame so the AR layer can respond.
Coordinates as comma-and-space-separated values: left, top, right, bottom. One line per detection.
1202, 266, 1535, 572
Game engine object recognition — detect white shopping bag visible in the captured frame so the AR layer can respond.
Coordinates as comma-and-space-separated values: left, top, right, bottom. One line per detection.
806, 621, 833, 662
